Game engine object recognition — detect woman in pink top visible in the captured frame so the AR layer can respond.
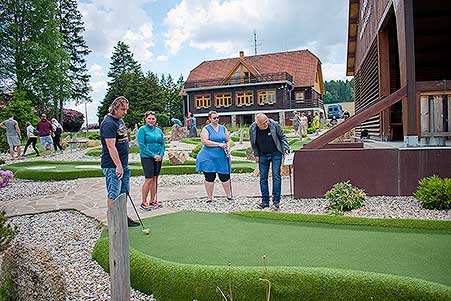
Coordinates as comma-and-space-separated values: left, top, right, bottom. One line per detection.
299, 112, 308, 139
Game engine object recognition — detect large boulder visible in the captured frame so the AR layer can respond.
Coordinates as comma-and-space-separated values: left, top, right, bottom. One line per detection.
246, 147, 255, 161
167, 151, 187, 165
1, 242, 66, 301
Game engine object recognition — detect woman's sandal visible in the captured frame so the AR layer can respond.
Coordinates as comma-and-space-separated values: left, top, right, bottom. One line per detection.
140, 202, 152, 211
206, 199, 213, 203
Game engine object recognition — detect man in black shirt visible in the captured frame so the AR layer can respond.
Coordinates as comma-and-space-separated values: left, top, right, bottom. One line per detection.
249, 114, 290, 210
100, 96, 139, 227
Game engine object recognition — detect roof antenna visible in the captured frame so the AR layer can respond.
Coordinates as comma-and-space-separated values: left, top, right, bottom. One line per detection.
253, 29, 262, 55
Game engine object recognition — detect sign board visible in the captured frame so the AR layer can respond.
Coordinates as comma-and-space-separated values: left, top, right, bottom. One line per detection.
283, 152, 294, 166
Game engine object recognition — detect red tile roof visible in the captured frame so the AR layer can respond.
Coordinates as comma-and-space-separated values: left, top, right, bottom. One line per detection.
186, 49, 321, 87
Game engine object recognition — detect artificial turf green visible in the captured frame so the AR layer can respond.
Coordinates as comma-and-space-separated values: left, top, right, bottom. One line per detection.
94, 211, 451, 300
118, 211, 451, 287
1, 160, 255, 180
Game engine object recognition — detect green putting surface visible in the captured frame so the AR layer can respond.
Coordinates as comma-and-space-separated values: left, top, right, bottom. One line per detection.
123, 211, 451, 287
1, 160, 255, 180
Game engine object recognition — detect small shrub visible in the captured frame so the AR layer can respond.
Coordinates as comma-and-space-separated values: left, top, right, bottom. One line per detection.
0, 170, 13, 188
414, 175, 451, 210
0, 210, 17, 252
88, 132, 100, 140
307, 127, 315, 134
189, 144, 203, 159
325, 181, 365, 214
62, 109, 84, 133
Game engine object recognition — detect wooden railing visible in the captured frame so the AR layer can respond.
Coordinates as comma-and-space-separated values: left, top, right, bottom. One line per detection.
417, 80, 451, 139
184, 72, 293, 89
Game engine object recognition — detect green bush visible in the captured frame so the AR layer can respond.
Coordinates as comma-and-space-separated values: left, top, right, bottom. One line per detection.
189, 144, 202, 158
158, 113, 170, 128
93, 238, 451, 301
307, 127, 316, 134
0, 211, 16, 252
181, 137, 201, 145
231, 149, 247, 157
414, 175, 451, 210
325, 181, 365, 214
88, 132, 101, 140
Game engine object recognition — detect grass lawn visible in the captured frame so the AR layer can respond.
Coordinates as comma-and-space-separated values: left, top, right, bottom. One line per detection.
1, 160, 256, 180
122, 211, 451, 287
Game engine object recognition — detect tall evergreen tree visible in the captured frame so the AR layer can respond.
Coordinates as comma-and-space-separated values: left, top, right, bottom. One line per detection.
97, 41, 142, 123
56, 0, 91, 122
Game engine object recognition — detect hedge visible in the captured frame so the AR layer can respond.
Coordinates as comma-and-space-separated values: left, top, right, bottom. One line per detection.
233, 211, 451, 232
86, 147, 140, 156
231, 149, 247, 157
92, 238, 451, 300
1, 160, 255, 181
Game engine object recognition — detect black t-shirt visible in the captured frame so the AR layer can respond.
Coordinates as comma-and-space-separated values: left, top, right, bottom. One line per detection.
100, 115, 129, 168
256, 127, 277, 154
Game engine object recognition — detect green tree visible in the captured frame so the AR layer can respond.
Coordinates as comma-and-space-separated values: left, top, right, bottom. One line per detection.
56, 0, 91, 122
1, 89, 38, 137
324, 79, 354, 104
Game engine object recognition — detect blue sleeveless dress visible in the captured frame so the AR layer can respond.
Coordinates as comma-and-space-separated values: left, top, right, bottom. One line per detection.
196, 124, 231, 174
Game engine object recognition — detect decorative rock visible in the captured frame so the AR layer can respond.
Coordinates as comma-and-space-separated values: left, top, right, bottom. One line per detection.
167, 151, 187, 165
170, 125, 187, 141
1, 242, 66, 301
246, 147, 255, 161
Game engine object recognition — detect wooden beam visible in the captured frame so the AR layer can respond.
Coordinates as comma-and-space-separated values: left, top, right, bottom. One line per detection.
108, 194, 131, 301
404, 0, 417, 136
304, 86, 407, 149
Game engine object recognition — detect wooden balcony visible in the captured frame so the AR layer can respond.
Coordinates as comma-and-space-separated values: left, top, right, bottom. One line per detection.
184, 72, 293, 89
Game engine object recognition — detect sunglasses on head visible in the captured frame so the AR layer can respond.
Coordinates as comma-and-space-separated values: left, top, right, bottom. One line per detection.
145, 111, 156, 117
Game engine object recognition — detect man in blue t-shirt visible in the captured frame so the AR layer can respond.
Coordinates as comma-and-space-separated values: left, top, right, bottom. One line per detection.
100, 96, 139, 227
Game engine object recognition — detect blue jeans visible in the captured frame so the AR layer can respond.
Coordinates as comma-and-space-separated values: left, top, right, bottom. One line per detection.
258, 151, 282, 207
102, 166, 130, 200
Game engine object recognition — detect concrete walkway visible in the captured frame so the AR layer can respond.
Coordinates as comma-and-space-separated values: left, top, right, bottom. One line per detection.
4, 177, 291, 222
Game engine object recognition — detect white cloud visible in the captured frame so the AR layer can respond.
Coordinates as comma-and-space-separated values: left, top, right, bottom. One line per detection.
90, 80, 108, 93
164, 0, 349, 79
156, 55, 169, 62
80, 0, 155, 64
322, 63, 352, 81
88, 64, 104, 77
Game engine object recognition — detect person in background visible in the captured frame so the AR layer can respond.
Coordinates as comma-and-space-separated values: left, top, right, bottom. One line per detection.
23, 122, 40, 157
100, 96, 139, 227
306, 110, 313, 128
312, 111, 320, 134
249, 113, 290, 211
51, 118, 64, 153
138, 111, 165, 210
299, 112, 308, 139
189, 113, 197, 137
328, 115, 338, 127
0, 114, 22, 160
292, 111, 301, 136
37, 114, 53, 156
196, 111, 232, 203
343, 111, 351, 120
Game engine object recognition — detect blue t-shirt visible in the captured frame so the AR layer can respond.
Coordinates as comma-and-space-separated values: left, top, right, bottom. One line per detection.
100, 114, 129, 168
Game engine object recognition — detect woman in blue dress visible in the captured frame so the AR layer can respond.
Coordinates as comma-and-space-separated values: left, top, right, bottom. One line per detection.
196, 111, 232, 202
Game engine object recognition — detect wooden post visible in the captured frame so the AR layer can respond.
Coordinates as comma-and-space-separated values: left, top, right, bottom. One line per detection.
107, 193, 130, 301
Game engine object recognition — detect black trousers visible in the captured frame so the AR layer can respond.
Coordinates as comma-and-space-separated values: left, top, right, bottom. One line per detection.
53, 135, 63, 151
23, 137, 39, 155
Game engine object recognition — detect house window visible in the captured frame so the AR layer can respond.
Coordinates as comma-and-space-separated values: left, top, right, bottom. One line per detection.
215, 93, 232, 108
194, 95, 211, 109
295, 91, 305, 102
226, 65, 253, 85
236, 91, 253, 106
258, 90, 276, 105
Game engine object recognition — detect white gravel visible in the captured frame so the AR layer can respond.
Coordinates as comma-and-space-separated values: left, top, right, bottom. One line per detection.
7, 211, 154, 301
0, 179, 78, 202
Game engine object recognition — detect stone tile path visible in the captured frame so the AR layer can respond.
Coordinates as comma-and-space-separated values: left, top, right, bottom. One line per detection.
3, 176, 290, 222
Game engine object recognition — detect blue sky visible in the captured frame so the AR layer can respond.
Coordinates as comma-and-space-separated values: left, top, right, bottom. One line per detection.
70, 0, 351, 123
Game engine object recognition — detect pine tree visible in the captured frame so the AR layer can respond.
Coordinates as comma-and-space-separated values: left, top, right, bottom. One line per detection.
97, 41, 142, 123
56, 0, 91, 122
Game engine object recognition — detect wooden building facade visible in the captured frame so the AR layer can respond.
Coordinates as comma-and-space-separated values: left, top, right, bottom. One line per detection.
181, 50, 325, 126
347, 0, 451, 145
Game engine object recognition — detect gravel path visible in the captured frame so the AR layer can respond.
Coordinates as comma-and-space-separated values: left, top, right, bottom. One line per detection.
7, 211, 155, 301
0, 179, 78, 202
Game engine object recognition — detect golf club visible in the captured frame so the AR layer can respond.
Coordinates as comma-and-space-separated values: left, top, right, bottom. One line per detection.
224, 147, 234, 199
121, 179, 150, 235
